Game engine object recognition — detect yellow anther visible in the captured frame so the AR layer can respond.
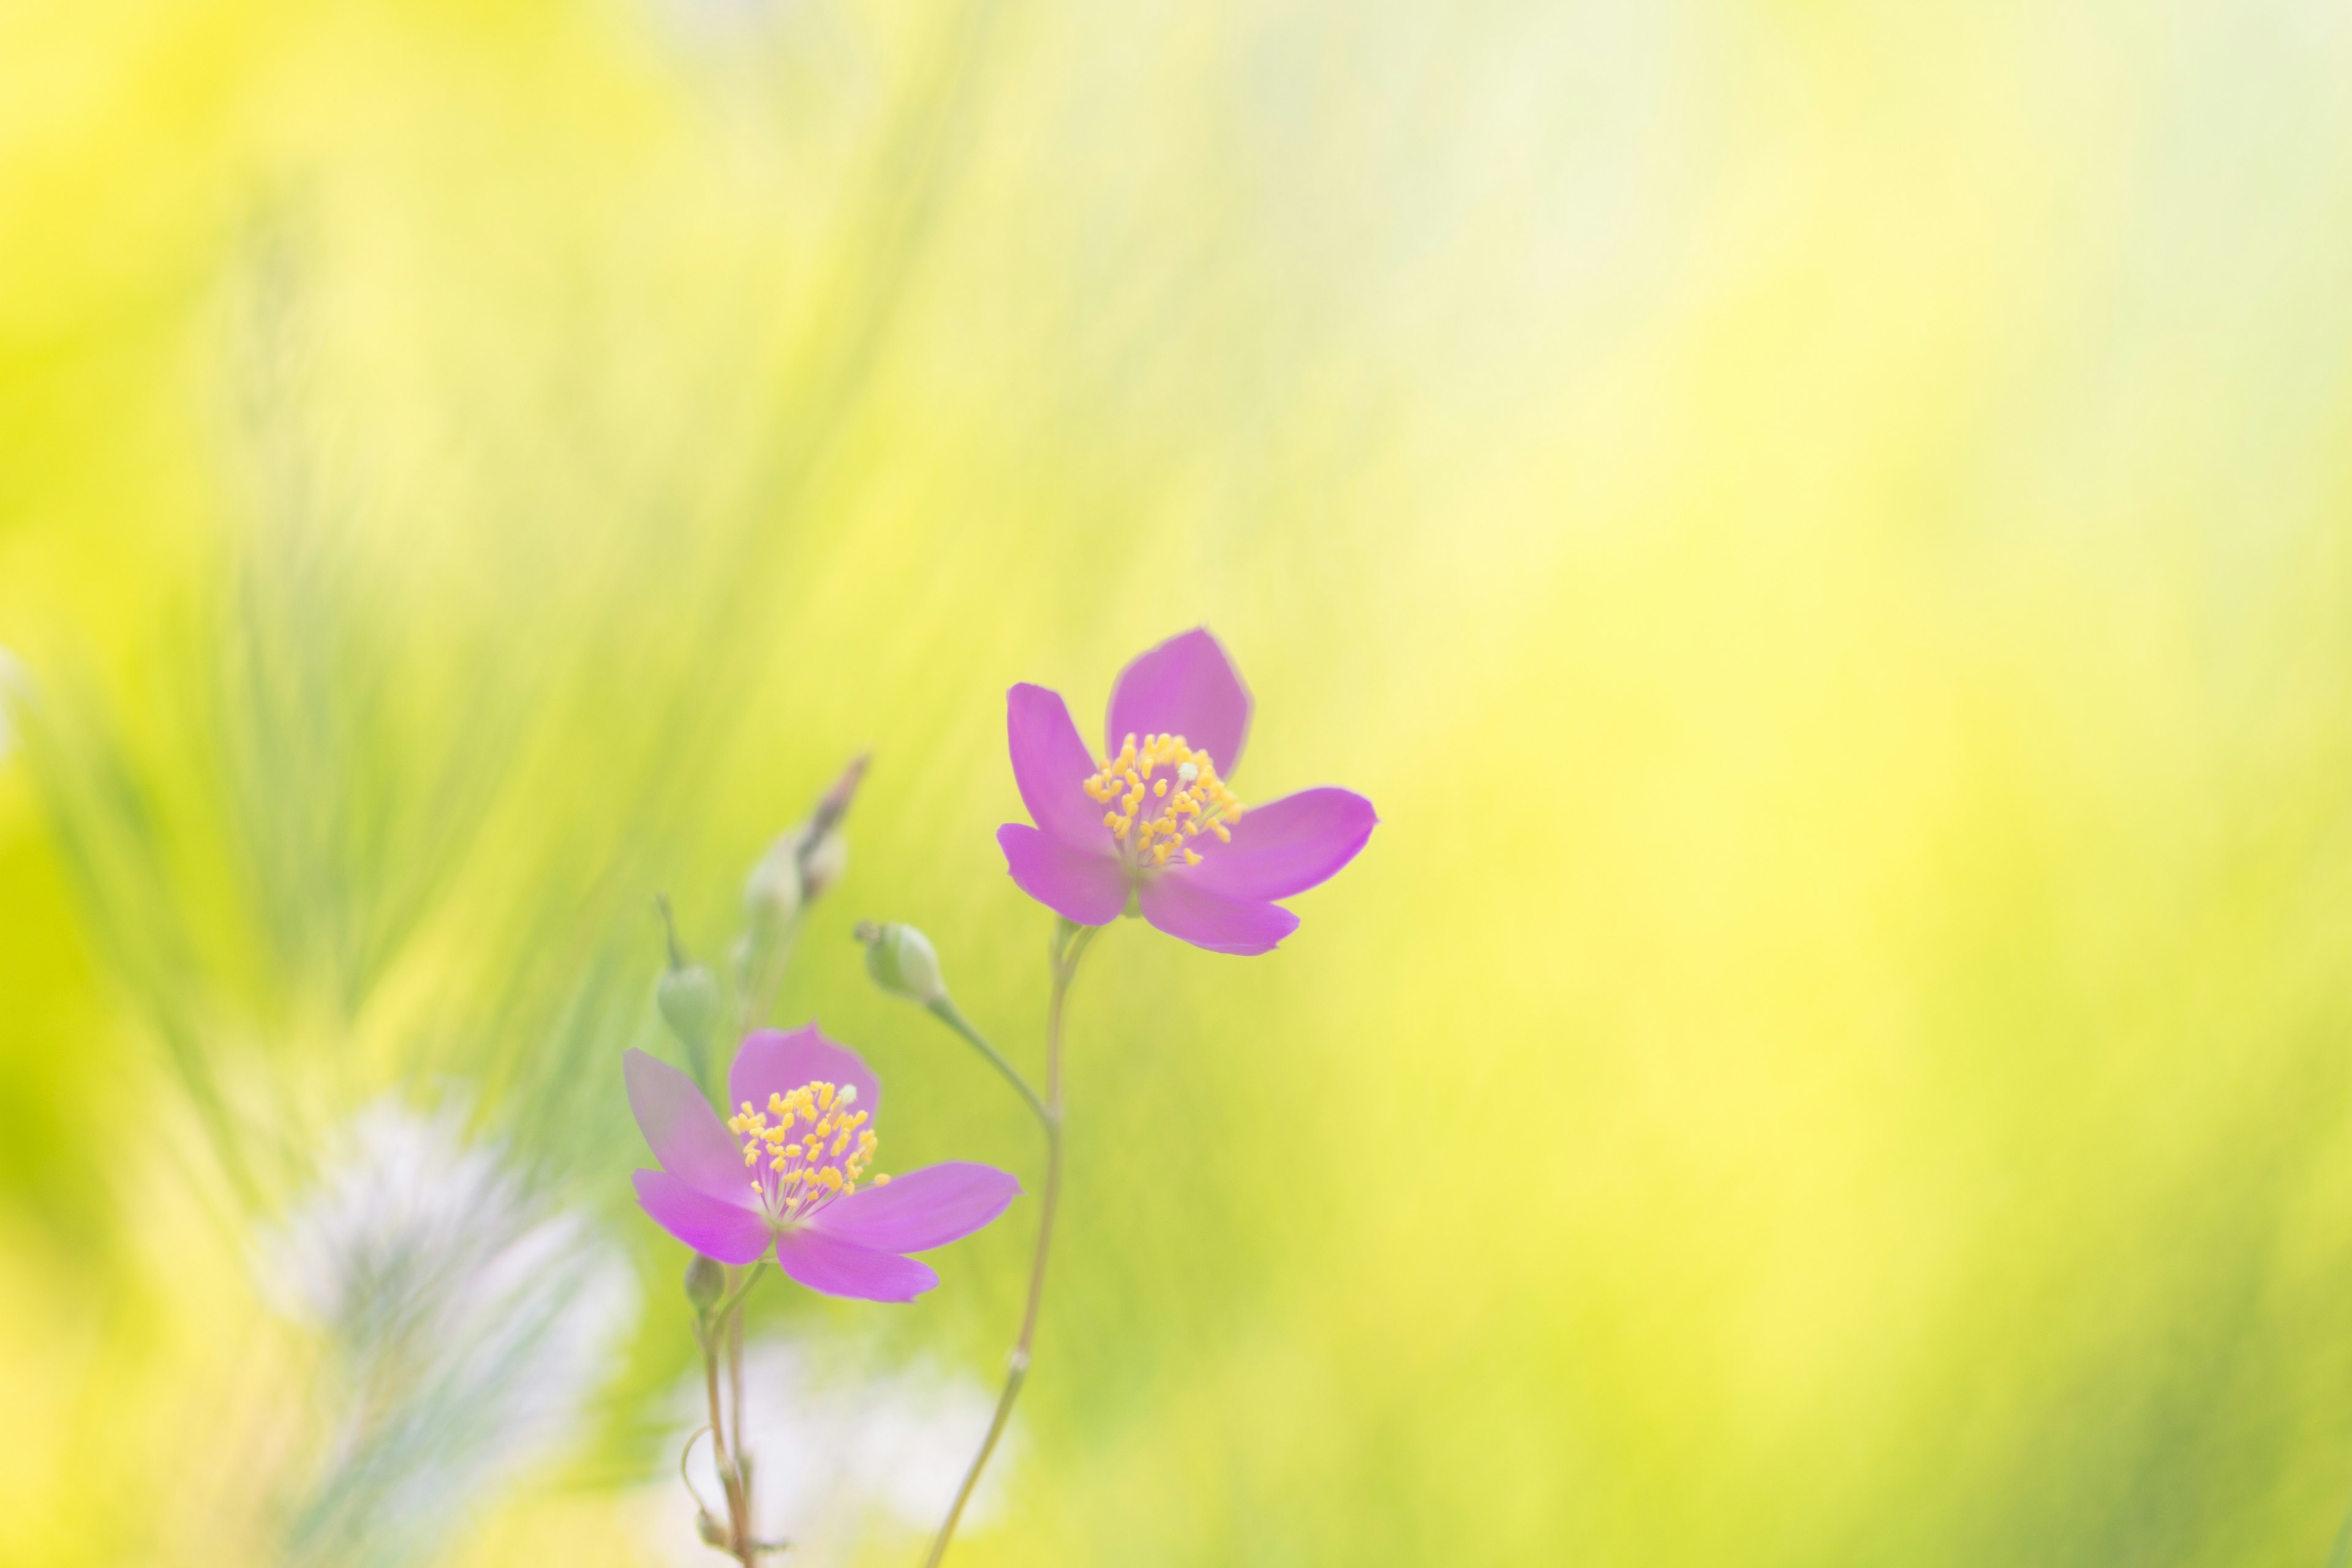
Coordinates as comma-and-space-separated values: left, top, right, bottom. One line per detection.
876, 1174, 892, 1186
743, 1145, 760, 1166
1079, 730, 1246, 874
783, 1143, 802, 1158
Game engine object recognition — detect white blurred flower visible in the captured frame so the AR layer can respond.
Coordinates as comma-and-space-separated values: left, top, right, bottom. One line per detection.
256, 1101, 639, 1568
643, 1333, 1017, 1567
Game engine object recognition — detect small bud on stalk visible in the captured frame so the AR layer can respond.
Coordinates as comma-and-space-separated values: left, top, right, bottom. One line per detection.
684, 1254, 726, 1315
744, 753, 868, 932
739, 755, 870, 1030
856, 921, 948, 1006
658, 962, 723, 1052
655, 896, 723, 1085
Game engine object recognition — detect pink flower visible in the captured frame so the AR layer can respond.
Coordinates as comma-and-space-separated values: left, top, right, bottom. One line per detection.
626, 1027, 1020, 1303
997, 628, 1378, 956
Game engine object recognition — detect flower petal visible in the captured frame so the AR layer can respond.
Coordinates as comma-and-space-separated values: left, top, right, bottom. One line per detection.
633, 1169, 772, 1264
1137, 876, 1300, 956
1105, 628, 1253, 776
627, 1049, 758, 1204
772, 1226, 939, 1302
1184, 787, 1378, 900
1009, 684, 1109, 849
997, 823, 1131, 924
730, 1025, 881, 1123
809, 1162, 1022, 1254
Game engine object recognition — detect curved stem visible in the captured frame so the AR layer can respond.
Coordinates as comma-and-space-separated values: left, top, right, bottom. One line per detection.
708, 1260, 769, 1333
922, 921, 1097, 1567
926, 998, 1052, 1129
702, 1322, 755, 1567
695, 1261, 770, 1567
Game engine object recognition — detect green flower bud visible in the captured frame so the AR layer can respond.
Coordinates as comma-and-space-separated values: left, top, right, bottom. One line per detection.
744, 832, 805, 932
657, 962, 723, 1054
744, 754, 869, 932
855, 921, 948, 1006
684, 1254, 725, 1314
798, 823, 848, 902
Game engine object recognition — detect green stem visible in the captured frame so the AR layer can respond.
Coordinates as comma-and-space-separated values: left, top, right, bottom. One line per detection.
696, 1261, 770, 1566
925, 998, 1053, 1129
922, 921, 1097, 1568
701, 1319, 755, 1567
706, 1259, 769, 1328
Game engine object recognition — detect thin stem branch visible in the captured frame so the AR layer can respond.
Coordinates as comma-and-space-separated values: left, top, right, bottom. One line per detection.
698, 1261, 770, 1567
728, 1292, 746, 1482
708, 1260, 769, 1330
925, 997, 1052, 1129
922, 920, 1098, 1568
702, 1321, 753, 1567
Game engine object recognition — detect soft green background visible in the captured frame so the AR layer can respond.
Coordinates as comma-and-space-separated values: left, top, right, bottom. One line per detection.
10, 0, 2352, 1562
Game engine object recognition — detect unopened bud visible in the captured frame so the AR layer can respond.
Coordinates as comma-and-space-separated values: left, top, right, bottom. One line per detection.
695, 1511, 730, 1549
654, 896, 723, 1069
684, 1254, 725, 1313
856, 921, 948, 1006
798, 823, 848, 902
658, 964, 722, 1052
744, 835, 805, 931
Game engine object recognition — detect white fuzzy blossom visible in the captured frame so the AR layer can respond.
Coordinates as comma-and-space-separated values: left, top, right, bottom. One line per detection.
644, 1334, 1018, 1567
255, 1102, 639, 1568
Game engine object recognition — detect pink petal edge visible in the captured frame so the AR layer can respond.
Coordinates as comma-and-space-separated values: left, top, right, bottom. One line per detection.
1182, 787, 1376, 901
997, 823, 1131, 924
625, 1049, 758, 1204
633, 1169, 772, 1264
1009, 683, 1111, 850
772, 1226, 940, 1303
1137, 875, 1300, 956
809, 1161, 1022, 1254
729, 1025, 881, 1123
1105, 628, 1253, 778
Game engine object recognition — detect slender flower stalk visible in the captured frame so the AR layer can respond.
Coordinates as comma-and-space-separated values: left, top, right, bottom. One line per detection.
693, 1260, 787, 1566
924, 996, 1053, 1129
700, 1303, 755, 1567
922, 918, 1096, 1568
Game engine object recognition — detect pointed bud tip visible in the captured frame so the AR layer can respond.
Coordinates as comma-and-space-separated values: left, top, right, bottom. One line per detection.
858, 921, 948, 1006
657, 963, 724, 1050
684, 1254, 725, 1312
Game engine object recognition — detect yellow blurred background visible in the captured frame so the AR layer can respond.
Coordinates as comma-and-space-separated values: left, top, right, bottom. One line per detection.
9, 0, 2352, 1562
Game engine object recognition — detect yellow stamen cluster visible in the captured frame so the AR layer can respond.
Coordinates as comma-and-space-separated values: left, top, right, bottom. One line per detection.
726, 1079, 883, 1221
1082, 733, 1245, 869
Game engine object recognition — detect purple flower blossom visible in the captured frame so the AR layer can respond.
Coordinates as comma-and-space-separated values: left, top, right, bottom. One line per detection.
626, 1027, 1020, 1303
997, 628, 1378, 956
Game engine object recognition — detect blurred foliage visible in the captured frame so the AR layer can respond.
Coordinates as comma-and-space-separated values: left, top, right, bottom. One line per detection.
10, 0, 2352, 1564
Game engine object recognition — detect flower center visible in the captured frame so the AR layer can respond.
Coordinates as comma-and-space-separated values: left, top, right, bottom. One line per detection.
727, 1079, 885, 1227
1082, 733, 1246, 872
